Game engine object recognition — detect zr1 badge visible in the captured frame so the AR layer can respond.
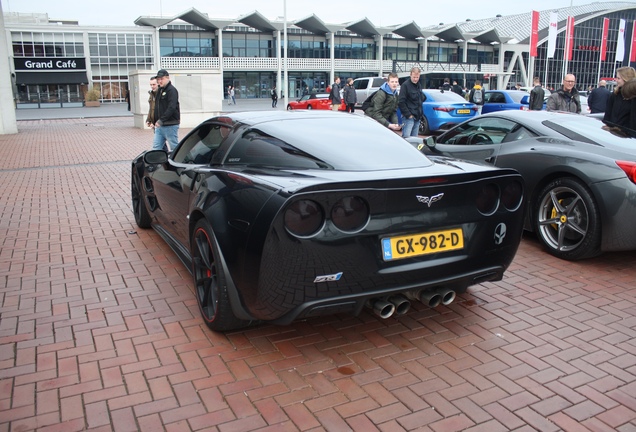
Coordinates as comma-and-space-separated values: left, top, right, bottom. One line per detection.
314, 272, 343, 283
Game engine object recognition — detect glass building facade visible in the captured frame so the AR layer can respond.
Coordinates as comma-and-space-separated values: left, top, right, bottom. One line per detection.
7, 5, 636, 106
534, 10, 636, 91
12, 31, 87, 106
88, 33, 154, 102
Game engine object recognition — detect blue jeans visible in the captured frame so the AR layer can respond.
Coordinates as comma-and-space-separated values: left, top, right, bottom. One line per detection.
153, 124, 179, 151
402, 117, 420, 137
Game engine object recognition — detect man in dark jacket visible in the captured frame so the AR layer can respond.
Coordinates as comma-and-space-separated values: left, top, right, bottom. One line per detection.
153, 69, 180, 151
441, 78, 452, 92
451, 80, 464, 96
587, 80, 611, 113
145, 76, 158, 128
398, 67, 424, 137
329, 76, 342, 111
343, 78, 357, 113
365, 73, 401, 131
528, 77, 545, 111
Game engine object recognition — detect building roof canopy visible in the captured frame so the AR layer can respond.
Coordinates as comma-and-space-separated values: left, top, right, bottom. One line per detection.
293, 14, 345, 35
390, 21, 438, 40
135, 8, 234, 31
345, 18, 379, 37
132, 2, 636, 48
237, 11, 281, 32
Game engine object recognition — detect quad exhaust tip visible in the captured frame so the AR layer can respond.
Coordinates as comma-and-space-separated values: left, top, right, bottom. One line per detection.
369, 299, 396, 319
368, 289, 455, 319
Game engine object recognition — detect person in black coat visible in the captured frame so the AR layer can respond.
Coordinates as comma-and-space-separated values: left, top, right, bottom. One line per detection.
603, 66, 636, 129
451, 80, 464, 96
153, 69, 180, 151
398, 67, 424, 137
587, 80, 611, 113
528, 77, 545, 111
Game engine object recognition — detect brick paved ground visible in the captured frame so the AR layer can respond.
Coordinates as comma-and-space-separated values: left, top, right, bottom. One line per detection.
1, 116, 635, 431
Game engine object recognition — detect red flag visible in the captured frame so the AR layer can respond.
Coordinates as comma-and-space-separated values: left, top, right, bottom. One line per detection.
530, 10, 540, 57
564, 16, 575, 61
600, 18, 610, 61
631, 21, 636, 62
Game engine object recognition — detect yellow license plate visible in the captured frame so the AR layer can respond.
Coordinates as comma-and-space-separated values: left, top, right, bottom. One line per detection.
457, 109, 471, 114
382, 228, 464, 261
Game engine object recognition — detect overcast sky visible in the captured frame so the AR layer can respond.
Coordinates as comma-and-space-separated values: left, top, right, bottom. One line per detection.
5, 0, 631, 28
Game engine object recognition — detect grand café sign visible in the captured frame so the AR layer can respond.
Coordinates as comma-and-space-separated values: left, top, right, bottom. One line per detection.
14, 57, 86, 71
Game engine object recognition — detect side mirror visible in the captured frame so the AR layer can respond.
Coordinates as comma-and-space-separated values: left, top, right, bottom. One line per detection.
143, 150, 169, 165
425, 136, 436, 149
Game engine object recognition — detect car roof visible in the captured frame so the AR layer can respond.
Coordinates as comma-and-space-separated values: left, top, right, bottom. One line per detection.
478, 110, 636, 150
486, 90, 528, 95
422, 89, 470, 102
210, 111, 440, 171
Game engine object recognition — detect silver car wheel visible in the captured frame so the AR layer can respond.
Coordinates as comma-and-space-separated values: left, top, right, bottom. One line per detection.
535, 178, 601, 260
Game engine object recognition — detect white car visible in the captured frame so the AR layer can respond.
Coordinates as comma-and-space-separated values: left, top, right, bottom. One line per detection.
352, 77, 387, 107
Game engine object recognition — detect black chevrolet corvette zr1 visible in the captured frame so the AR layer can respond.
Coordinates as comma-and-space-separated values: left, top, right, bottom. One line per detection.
132, 111, 525, 331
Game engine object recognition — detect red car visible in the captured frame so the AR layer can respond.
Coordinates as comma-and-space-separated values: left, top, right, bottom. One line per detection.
287, 93, 347, 111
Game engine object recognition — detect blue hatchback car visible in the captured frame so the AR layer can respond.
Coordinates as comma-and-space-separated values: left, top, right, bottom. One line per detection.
398, 89, 478, 135
481, 90, 531, 114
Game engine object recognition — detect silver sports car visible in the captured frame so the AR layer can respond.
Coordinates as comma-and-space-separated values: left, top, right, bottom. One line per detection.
420, 110, 636, 260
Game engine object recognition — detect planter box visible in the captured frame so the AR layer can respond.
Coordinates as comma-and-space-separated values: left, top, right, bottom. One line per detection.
85, 101, 100, 107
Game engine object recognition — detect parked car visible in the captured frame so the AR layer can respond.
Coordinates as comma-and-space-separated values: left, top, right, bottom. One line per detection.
352, 76, 387, 107
419, 110, 636, 260
416, 89, 479, 134
286, 93, 346, 110
520, 94, 589, 113
519, 86, 552, 98
482, 90, 531, 114
131, 111, 525, 331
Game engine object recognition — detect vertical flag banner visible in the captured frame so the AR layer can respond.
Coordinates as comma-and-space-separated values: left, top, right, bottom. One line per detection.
530, 10, 540, 57
547, 12, 558, 58
630, 21, 636, 62
616, 19, 626, 62
600, 18, 610, 61
564, 16, 575, 61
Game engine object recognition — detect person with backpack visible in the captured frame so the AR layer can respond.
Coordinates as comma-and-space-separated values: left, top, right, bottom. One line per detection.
364, 73, 402, 132
469, 80, 485, 114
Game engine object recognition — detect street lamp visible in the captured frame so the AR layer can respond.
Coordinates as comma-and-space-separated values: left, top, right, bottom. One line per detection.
283, 0, 288, 101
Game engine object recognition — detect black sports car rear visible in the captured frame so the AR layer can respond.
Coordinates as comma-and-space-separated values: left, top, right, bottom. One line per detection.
132, 111, 525, 331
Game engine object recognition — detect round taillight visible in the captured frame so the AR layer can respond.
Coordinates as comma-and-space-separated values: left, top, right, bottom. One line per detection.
501, 180, 523, 211
284, 199, 324, 237
331, 196, 369, 232
476, 183, 499, 215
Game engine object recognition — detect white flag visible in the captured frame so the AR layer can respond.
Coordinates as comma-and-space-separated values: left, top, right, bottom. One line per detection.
547, 12, 558, 58
616, 19, 626, 62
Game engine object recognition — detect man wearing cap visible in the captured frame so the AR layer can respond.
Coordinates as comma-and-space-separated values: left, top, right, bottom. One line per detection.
153, 69, 180, 151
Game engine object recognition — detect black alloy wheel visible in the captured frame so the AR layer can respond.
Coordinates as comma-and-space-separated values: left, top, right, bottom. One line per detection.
191, 219, 250, 331
131, 169, 151, 228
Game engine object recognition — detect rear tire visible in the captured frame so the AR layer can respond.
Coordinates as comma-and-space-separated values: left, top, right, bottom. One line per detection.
307, 105, 313, 110
533, 177, 601, 260
419, 116, 430, 135
191, 219, 251, 331
286, 105, 292, 110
